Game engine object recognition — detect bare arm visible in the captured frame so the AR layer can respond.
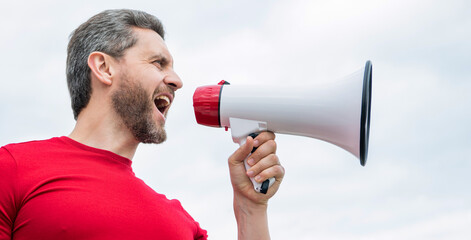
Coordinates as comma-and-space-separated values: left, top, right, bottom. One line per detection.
228, 132, 284, 240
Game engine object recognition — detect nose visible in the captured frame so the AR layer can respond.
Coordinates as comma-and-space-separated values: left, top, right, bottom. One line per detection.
163, 70, 183, 91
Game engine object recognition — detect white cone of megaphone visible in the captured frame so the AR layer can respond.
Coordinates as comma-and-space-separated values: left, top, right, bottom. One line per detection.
193, 60, 372, 193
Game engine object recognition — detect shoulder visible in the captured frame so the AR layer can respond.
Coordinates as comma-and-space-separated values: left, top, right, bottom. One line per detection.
1, 137, 66, 163
2, 137, 63, 149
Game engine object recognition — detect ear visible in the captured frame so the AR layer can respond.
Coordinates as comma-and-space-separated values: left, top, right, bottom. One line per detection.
87, 51, 116, 86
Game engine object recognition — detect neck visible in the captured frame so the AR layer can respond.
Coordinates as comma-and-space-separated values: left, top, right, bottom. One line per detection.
68, 108, 139, 160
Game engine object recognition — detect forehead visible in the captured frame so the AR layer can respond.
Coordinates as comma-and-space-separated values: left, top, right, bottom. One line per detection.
124, 27, 172, 62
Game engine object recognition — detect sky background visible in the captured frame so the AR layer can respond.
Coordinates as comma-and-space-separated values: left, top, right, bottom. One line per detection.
0, 0, 470, 239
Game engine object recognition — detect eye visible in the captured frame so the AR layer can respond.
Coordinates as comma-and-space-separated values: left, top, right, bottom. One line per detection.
153, 60, 163, 68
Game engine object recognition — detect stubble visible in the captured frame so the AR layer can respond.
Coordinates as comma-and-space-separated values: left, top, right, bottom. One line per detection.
111, 74, 167, 144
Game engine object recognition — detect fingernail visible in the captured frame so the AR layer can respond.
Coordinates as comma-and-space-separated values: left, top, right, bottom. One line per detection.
247, 158, 254, 166
247, 171, 254, 177
253, 140, 259, 147
255, 175, 262, 182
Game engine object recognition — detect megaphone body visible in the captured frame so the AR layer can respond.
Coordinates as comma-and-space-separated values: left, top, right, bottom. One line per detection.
193, 61, 373, 193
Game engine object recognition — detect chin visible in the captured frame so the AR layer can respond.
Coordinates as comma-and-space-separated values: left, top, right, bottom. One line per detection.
137, 126, 167, 144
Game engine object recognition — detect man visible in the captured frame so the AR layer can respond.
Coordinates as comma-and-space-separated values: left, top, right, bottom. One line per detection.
0, 9, 284, 240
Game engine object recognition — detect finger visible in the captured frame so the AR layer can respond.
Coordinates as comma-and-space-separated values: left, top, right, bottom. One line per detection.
252, 131, 276, 148
255, 164, 285, 184
246, 139, 277, 167
263, 165, 285, 196
255, 165, 285, 183
228, 136, 254, 166
246, 153, 280, 180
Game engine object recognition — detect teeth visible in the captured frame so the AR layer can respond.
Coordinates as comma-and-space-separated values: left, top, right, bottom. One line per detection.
155, 95, 170, 108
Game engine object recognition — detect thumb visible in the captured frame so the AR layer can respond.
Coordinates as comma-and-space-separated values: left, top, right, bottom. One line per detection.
228, 136, 254, 166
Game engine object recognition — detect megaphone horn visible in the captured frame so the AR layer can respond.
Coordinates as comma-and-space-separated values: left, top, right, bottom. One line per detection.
193, 60, 373, 193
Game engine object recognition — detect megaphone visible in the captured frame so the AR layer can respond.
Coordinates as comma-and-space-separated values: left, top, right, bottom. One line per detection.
193, 60, 372, 194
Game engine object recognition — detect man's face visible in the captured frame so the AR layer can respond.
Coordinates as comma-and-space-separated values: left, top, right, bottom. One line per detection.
111, 28, 182, 144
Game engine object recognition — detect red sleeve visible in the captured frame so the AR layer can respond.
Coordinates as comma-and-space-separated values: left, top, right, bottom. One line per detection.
0, 147, 17, 240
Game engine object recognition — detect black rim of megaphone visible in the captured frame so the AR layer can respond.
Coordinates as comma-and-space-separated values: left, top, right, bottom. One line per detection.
360, 60, 372, 166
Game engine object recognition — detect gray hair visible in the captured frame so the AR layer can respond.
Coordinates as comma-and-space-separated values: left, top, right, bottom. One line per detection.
66, 9, 165, 120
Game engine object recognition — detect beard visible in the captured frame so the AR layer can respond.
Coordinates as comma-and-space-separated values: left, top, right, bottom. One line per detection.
111, 74, 168, 144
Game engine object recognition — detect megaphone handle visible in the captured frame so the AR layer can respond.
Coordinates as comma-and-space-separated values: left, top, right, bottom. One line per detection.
243, 133, 275, 194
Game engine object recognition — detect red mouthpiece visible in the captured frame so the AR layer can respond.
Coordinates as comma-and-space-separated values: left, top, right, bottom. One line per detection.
192, 80, 229, 127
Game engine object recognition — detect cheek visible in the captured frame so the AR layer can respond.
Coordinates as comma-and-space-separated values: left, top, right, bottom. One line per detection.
139, 67, 166, 88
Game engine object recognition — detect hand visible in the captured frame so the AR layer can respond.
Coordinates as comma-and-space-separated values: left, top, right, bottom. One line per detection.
228, 132, 285, 206
228, 132, 284, 239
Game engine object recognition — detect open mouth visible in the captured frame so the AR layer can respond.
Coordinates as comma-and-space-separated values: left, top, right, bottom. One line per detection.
154, 95, 171, 115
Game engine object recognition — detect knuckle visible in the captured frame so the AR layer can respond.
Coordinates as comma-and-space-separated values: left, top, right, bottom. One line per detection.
267, 140, 277, 151
264, 131, 276, 140
259, 131, 275, 142
276, 165, 285, 175
268, 153, 279, 163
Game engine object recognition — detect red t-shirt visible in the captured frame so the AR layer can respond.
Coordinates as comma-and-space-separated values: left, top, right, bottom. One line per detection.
0, 137, 208, 240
